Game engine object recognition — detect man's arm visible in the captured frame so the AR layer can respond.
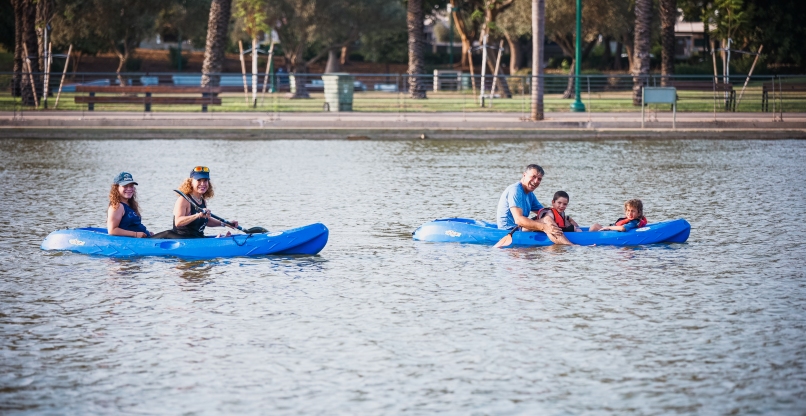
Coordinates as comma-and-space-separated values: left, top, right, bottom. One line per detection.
513, 207, 574, 245
510, 207, 548, 231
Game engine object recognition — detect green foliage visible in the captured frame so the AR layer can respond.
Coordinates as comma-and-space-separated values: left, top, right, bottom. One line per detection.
233, 0, 270, 39
125, 57, 143, 71
169, 47, 189, 69
706, 0, 750, 42
360, 31, 407, 64
0, 0, 13, 52
0, 51, 13, 72
157, 0, 212, 48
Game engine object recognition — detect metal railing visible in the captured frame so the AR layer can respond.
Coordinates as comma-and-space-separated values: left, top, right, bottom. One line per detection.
1, 71, 805, 116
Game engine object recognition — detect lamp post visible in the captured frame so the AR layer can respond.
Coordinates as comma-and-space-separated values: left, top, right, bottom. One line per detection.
447, 4, 454, 67
570, 0, 586, 111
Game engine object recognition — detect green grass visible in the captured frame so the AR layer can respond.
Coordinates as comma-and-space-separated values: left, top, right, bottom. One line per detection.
1, 88, 804, 113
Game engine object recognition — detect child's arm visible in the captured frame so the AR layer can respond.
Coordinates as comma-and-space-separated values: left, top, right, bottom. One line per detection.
601, 225, 626, 232
568, 216, 582, 232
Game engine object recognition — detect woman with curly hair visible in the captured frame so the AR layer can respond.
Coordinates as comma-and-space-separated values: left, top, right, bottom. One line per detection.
151, 166, 238, 239
107, 172, 151, 238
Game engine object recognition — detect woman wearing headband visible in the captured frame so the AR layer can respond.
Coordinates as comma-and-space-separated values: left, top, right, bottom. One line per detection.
150, 166, 238, 239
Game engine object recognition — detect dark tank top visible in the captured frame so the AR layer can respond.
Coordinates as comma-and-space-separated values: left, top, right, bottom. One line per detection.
172, 197, 208, 238
118, 202, 149, 234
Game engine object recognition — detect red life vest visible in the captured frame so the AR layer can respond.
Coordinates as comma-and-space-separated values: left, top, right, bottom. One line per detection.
615, 216, 648, 228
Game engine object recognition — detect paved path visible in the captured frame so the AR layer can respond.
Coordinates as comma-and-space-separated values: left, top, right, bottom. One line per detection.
2, 111, 805, 140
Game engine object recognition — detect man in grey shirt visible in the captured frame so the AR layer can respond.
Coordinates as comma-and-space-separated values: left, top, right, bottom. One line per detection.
496, 164, 572, 245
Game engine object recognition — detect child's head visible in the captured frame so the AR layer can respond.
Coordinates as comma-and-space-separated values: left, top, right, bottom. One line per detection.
624, 199, 644, 220
552, 191, 570, 212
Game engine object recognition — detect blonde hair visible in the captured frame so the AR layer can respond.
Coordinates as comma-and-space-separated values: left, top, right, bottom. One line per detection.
624, 199, 644, 218
108, 184, 141, 216
178, 178, 215, 200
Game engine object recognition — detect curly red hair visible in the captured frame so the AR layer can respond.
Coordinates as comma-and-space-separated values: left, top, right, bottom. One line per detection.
108, 184, 141, 216
177, 178, 215, 200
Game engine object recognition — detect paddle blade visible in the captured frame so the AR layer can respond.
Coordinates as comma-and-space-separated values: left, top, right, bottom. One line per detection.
493, 226, 518, 248
244, 226, 269, 234
493, 234, 513, 248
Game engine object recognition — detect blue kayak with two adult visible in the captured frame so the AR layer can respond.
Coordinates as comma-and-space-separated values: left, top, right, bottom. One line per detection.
41, 168, 330, 257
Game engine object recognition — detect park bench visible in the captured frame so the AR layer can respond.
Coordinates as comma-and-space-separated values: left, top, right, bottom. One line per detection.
666, 81, 736, 111
761, 82, 806, 112
75, 85, 222, 112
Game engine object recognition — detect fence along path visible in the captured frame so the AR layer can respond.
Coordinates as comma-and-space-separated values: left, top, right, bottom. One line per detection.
1, 72, 805, 114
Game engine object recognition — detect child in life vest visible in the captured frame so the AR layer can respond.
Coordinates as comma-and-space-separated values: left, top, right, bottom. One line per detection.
589, 199, 648, 232
534, 191, 581, 232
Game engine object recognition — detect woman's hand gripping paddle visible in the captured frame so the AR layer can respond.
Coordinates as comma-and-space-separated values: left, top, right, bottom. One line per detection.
493, 226, 519, 248
173, 190, 268, 234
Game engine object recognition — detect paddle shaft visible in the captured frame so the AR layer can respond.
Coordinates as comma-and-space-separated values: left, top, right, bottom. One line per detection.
173, 190, 244, 231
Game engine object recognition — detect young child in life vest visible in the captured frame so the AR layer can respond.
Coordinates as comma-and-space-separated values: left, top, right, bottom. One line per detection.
589, 199, 648, 232
534, 191, 581, 232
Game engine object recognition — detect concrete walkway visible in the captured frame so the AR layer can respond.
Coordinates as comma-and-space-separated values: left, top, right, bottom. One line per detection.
2, 111, 805, 140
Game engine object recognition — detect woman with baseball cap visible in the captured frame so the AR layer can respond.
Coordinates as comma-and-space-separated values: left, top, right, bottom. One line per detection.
151, 166, 238, 239
107, 172, 151, 238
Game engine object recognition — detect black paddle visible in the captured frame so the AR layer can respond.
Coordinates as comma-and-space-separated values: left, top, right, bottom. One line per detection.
493, 226, 519, 248
173, 189, 268, 234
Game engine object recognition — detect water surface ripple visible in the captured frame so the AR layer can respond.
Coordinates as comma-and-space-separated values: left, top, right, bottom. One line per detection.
1, 139, 804, 414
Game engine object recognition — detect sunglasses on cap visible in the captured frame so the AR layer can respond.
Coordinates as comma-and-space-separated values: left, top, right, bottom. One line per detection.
193, 166, 210, 173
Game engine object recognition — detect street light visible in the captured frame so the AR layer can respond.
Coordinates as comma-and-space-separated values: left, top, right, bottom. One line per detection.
570, 0, 586, 112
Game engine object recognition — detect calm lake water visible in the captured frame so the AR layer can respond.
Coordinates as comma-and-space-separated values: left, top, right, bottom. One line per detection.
1, 138, 804, 414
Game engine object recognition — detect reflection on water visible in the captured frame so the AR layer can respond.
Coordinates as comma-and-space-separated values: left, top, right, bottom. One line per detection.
1, 139, 805, 414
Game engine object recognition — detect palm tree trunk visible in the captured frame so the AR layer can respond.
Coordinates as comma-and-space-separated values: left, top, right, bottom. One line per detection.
12, 0, 23, 97
660, 0, 676, 86
20, 0, 40, 106
201, 0, 232, 87
407, 0, 426, 99
530, 0, 544, 121
35, 0, 52, 72
632, 0, 651, 106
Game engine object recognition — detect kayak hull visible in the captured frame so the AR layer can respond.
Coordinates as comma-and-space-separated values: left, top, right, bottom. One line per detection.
41, 223, 329, 258
413, 218, 690, 247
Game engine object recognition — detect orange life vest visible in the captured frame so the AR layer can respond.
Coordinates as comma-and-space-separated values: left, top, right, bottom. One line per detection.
537, 208, 575, 232
615, 216, 648, 228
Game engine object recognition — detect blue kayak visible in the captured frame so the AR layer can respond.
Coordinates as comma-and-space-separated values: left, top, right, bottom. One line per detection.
413, 218, 690, 247
41, 223, 329, 258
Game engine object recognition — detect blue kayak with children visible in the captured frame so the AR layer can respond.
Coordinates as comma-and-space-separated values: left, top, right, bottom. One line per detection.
413, 164, 690, 247
412, 217, 690, 247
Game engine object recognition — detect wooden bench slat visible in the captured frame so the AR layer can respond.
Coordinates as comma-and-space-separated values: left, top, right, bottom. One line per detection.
762, 83, 806, 91
666, 82, 734, 91
75, 97, 222, 104
75, 86, 222, 94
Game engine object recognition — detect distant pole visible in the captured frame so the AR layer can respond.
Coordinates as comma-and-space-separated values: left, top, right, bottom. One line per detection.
238, 40, 249, 104
570, 0, 586, 112
448, 4, 454, 67
54, 44, 73, 109
479, 34, 488, 106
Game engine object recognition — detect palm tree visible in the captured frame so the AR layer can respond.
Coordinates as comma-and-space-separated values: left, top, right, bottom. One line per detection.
13, 0, 40, 105
632, 0, 651, 106
407, 0, 426, 99
201, 0, 233, 87
660, 0, 676, 86
530, 0, 545, 121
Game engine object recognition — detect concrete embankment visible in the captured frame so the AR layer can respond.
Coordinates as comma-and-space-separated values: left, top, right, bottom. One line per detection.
2, 112, 805, 140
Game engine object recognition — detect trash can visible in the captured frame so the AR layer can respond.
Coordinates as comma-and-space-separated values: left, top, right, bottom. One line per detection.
322, 73, 354, 112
